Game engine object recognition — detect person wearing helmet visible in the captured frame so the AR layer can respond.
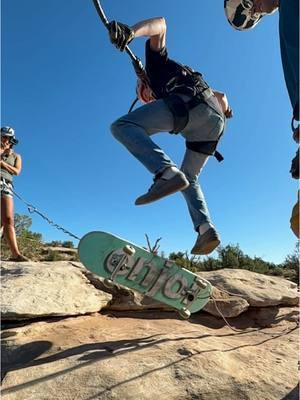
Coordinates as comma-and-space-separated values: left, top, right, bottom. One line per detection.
109, 17, 233, 255
1, 126, 29, 261
224, 0, 299, 238
224, 0, 278, 30
224, 0, 299, 124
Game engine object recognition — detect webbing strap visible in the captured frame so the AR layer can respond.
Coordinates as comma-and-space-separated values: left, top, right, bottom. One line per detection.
163, 95, 189, 134
187, 88, 214, 108
186, 141, 224, 162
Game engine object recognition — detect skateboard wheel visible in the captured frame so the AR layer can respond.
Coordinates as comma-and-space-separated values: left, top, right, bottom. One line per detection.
103, 278, 114, 288
123, 245, 136, 256
178, 308, 191, 320
195, 278, 207, 289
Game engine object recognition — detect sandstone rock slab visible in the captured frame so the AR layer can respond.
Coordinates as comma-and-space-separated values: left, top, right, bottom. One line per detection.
1, 262, 111, 320
200, 269, 299, 307
1, 309, 298, 400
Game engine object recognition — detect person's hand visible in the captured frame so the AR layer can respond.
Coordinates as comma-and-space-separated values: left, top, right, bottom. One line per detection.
0, 148, 8, 157
225, 106, 233, 119
1, 142, 10, 152
0, 149, 11, 161
108, 21, 135, 51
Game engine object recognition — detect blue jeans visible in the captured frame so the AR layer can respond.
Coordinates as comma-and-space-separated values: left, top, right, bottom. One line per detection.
111, 95, 225, 231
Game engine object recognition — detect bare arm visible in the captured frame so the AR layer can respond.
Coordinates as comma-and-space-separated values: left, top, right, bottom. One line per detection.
212, 91, 228, 113
131, 17, 166, 51
1, 153, 22, 176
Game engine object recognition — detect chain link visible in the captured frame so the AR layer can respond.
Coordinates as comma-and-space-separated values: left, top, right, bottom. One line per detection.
12, 189, 81, 241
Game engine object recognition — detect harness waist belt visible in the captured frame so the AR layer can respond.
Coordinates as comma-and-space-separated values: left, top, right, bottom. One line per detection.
188, 88, 214, 106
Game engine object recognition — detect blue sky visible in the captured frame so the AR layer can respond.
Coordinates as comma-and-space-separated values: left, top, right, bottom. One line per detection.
2, 0, 297, 263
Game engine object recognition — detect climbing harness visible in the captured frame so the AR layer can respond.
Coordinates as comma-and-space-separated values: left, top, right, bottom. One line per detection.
186, 140, 224, 162
12, 189, 80, 241
162, 66, 213, 133
162, 72, 226, 162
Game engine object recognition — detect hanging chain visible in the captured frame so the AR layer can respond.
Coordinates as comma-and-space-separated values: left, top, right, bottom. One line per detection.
12, 189, 81, 241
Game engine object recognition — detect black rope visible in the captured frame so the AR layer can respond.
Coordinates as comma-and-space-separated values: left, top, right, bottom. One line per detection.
92, 0, 144, 73
91, 0, 152, 115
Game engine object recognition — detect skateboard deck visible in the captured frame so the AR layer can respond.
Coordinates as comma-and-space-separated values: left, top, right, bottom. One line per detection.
78, 231, 212, 318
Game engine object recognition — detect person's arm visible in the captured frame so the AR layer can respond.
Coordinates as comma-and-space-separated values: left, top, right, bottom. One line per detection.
108, 17, 166, 52
131, 17, 166, 51
212, 90, 233, 118
0, 153, 22, 176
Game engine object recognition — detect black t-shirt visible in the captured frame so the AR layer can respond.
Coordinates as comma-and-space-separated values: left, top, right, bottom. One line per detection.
145, 39, 185, 99
145, 39, 210, 100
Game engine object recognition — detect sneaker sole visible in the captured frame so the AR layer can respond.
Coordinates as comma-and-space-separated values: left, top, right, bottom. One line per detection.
191, 238, 220, 255
135, 179, 189, 205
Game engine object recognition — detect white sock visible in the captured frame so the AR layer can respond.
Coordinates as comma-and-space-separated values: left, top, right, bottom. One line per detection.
198, 223, 214, 235
161, 166, 180, 180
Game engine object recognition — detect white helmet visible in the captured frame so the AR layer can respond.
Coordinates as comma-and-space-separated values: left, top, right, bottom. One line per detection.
224, 0, 276, 31
1, 126, 18, 145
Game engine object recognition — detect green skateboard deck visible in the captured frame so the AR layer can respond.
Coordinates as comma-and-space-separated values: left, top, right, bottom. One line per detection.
78, 231, 212, 318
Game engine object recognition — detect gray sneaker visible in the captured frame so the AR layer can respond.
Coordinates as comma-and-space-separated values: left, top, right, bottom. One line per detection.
191, 228, 220, 255
135, 171, 189, 205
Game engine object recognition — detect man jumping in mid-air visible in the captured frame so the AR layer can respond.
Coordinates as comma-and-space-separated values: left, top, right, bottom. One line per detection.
109, 17, 233, 255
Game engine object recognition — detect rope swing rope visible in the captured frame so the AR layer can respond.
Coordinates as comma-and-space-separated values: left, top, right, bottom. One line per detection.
91, 0, 153, 112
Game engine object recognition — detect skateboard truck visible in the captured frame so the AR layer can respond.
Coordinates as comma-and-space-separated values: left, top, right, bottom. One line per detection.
104, 245, 136, 288
181, 278, 207, 304
178, 278, 208, 319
